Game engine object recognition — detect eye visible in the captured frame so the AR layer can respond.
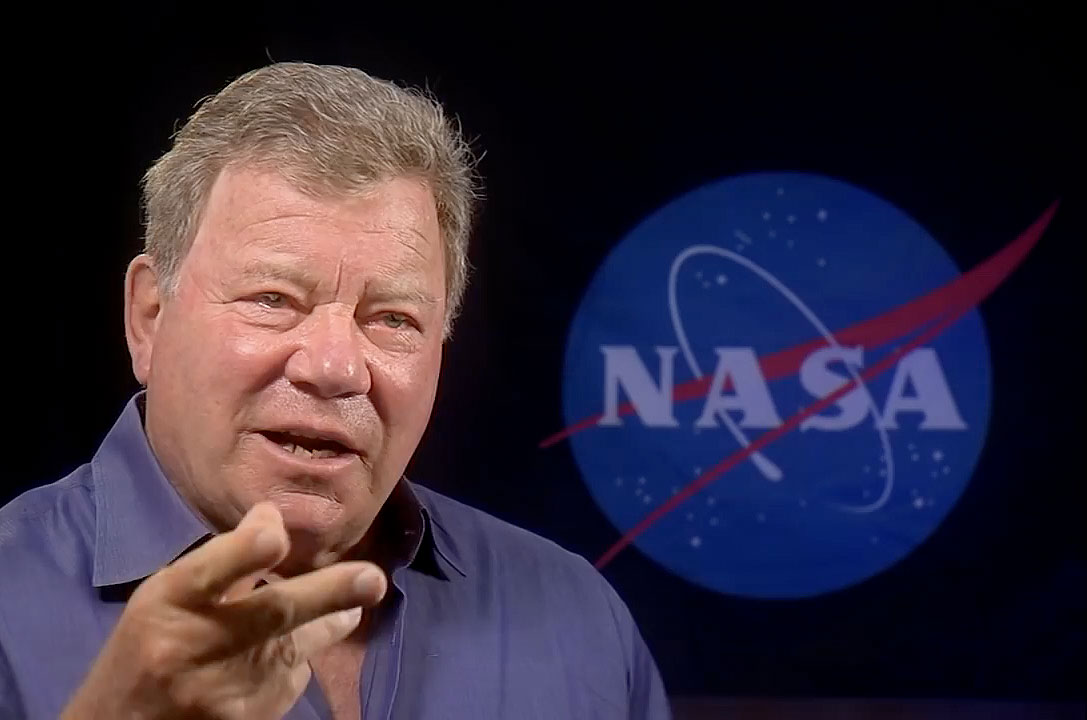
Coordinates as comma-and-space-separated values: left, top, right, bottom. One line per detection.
256, 292, 289, 309
381, 312, 410, 329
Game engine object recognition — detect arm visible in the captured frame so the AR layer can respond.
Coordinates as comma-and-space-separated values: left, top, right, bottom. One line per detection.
626, 617, 671, 720
0, 636, 27, 720
589, 564, 672, 720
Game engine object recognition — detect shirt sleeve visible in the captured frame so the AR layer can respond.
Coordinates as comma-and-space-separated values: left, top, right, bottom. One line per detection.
627, 621, 672, 720
592, 567, 673, 720
0, 636, 27, 720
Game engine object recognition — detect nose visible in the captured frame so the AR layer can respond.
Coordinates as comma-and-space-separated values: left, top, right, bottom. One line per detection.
284, 305, 371, 398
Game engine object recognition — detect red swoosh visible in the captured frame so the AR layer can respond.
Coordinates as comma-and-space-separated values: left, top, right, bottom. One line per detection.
535, 201, 1060, 568
541, 202, 1059, 450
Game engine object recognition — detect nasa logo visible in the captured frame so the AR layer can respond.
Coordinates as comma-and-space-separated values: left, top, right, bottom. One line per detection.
554, 172, 1054, 598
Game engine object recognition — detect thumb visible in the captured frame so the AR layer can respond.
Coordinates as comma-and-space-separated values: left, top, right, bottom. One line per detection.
291, 606, 365, 659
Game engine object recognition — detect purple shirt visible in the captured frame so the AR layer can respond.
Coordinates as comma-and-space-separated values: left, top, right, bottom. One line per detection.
0, 394, 670, 719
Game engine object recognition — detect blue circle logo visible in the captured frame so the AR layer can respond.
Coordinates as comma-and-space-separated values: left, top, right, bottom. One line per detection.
561, 172, 993, 598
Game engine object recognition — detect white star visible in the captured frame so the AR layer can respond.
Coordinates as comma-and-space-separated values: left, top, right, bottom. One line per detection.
817, 209, 828, 221
690, 536, 702, 548
933, 450, 944, 462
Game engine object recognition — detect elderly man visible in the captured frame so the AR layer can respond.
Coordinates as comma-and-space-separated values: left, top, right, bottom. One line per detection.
0, 63, 670, 719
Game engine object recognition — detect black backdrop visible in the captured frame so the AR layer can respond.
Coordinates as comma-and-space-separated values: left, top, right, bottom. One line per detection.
5, 2, 1083, 706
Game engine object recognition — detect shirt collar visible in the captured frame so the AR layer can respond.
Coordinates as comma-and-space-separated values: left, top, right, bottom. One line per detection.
91, 393, 212, 587
392, 480, 468, 579
91, 392, 466, 587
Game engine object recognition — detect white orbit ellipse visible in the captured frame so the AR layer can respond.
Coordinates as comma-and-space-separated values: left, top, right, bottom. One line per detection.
667, 244, 893, 513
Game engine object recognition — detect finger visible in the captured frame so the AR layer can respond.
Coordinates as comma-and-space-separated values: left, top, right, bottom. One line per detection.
163, 502, 289, 606
220, 570, 266, 603
291, 606, 365, 659
221, 562, 386, 646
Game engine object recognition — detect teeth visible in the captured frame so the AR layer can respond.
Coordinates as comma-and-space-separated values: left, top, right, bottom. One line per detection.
277, 441, 340, 459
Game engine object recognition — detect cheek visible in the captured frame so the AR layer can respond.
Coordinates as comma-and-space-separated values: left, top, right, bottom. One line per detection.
203, 317, 290, 389
371, 349, 441, 429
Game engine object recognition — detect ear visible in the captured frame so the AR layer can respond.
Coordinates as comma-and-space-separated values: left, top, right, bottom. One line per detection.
124, 254, 164, 386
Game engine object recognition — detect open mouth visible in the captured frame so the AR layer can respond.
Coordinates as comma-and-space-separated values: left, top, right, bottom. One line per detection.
259, 431, 356, 460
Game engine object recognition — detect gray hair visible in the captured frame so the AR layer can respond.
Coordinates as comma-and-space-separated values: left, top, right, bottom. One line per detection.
140, 62, 482, 336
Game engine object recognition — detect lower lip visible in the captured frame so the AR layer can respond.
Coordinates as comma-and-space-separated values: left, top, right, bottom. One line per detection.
255, 433, 361, 474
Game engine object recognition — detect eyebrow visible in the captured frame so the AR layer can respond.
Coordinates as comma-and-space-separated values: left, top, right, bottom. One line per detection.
238, 260, 439, 306
239, 260, 322, 290
367, 282, 440, 307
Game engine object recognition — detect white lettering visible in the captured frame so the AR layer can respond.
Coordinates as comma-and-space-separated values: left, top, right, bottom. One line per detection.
799, 346, 870, 431
881, 348, 968, 429
695, 348, 783, 429
599, 346, 680, 427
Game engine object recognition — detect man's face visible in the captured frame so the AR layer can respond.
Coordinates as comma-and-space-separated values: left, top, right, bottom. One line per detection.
128, 166, 446, 574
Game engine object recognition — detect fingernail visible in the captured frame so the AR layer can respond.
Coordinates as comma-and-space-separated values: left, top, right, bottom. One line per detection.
337, 606, 363, 628
353, 567, 382, 594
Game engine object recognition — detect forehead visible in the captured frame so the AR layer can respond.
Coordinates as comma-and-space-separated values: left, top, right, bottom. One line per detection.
191, 166, 442, 273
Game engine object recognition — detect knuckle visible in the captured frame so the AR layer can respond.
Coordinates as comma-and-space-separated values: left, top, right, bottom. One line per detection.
153, 562, 211, 604
177, 559, 219, 600
274, 635, 301, 668
139, 634, 184, 679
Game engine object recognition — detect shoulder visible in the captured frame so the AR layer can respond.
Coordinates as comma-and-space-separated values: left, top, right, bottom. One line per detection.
413, 482, 607, 586
410, 484, 673, 717
412, 483, 644, 643
0, 464, 96, 585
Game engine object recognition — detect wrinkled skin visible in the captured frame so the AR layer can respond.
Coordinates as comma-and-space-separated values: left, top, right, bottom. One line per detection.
61, 167, 447, 718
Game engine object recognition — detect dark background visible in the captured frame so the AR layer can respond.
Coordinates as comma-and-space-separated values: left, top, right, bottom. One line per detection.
5, 1, 1083, 708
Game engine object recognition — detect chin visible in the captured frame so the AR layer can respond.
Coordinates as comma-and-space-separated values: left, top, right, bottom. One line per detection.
265, 491, 344, 547
274, 543, 342, 577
